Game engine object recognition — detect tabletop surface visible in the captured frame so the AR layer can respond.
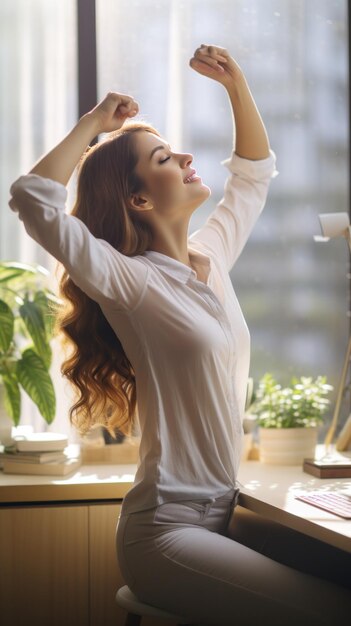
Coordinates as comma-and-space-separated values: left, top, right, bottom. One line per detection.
236, 459, 351, 552
1, 444, 350, 552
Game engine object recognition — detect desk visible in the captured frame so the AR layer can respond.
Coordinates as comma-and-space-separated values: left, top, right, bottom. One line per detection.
0, 454, 350, 625
0, 460, 135, 503
0, 457, 136, 626
0, 451, 350, 552
237, 460, 351, 553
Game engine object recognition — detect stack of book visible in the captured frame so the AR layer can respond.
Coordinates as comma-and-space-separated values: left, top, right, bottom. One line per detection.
0, 433, 81, 476
303, 455, 351, 478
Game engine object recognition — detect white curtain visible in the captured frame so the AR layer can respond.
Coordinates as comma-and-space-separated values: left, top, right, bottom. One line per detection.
0, 0, 78, 440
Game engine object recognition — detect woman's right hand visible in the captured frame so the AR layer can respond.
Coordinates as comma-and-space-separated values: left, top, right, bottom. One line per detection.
84, 92, 140, 135
28, 92, 139, 186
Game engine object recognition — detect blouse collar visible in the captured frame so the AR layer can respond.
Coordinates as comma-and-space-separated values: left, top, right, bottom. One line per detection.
142, 244, 211, 284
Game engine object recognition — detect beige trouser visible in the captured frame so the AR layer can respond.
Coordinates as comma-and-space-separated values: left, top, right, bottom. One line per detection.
116, 487, 351, 626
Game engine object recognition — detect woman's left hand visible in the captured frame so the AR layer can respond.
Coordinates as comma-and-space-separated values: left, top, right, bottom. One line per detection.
189, 44, 243, 88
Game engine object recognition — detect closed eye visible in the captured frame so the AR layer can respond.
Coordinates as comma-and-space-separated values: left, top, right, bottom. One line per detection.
159, 156, 171, 164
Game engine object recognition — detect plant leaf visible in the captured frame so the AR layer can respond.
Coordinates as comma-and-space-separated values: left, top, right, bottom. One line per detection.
16, 349, 56, 423
0, 264, 37, 289
33, 290, 58, 339
1, 372, 21, 425
0, 299, 14, 352
19, 300, 52, 368
0, 261, 49, 284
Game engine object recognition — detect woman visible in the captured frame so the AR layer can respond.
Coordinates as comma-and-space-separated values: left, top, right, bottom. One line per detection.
9, 44, 350, 625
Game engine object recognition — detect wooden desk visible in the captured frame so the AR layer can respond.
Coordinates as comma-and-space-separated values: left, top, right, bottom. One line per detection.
1, 452, 350, 625
237, 461, 351, 553
0, 461, 136, 503
0, 453, 137, 626
1, 451, 350, 552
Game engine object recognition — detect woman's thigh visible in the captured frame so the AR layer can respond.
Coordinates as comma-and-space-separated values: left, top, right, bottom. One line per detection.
116, 497, 351, 626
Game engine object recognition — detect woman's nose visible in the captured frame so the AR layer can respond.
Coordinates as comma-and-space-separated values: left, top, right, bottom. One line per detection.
181, 152, 193, 167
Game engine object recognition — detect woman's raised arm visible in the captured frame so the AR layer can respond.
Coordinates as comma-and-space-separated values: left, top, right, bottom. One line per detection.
29, 92, 139, 186
188, 44, 277, 272
8, 92, 148, 311
189, 44, 270, 160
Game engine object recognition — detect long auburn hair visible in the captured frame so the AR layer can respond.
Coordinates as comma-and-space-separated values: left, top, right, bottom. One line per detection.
54, 121, 161, 438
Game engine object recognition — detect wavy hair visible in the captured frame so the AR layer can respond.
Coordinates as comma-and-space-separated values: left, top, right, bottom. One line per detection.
54, 121, 161, 438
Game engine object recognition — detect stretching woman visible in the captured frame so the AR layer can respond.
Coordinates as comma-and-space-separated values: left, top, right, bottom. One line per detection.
9, 44, 350, 625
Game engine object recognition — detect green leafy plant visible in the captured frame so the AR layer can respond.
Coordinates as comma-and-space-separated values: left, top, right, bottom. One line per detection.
250, 373, 333, 428
0, 261, 61, 425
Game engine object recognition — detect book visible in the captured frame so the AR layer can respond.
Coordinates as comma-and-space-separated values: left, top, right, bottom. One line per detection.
14, 433, 68, 452
0, 451, 67, 463
2, 456, 81, 476
0, 450, 68, 464
303, 457, 351, 478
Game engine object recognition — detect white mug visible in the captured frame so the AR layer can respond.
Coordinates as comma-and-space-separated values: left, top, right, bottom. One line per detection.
318, 212, 350, 238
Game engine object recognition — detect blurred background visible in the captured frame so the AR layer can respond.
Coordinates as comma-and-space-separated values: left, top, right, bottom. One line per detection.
0, 0, 349, 440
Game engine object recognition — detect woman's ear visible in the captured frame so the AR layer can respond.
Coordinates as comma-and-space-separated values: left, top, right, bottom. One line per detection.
130, 194, 153, 212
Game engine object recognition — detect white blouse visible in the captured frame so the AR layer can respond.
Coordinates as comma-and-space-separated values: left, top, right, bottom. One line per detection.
9, 148, 278, 515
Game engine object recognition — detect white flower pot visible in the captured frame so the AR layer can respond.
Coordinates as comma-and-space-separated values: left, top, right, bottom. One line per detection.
0, 384, 14, 446
259, 426, 318, 465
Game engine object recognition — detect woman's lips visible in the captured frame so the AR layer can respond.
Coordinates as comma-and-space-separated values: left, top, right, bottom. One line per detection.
184, 169, 201, 183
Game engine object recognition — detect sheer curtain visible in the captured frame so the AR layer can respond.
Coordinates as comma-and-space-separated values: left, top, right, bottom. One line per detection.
0, 0, 78, 439
96, 0, 349, 438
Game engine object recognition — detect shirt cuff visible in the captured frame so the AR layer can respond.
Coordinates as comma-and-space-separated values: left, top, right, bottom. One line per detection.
220, 148, 279, 181
9, 173, 68, 212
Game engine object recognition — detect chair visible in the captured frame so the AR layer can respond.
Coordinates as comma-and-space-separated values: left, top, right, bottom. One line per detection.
116, 584, 194, 625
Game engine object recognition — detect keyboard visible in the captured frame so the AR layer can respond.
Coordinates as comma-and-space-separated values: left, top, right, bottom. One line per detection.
295, 492, 351, 519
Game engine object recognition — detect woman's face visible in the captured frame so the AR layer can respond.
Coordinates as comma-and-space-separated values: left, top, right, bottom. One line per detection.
131, 131, 211, 221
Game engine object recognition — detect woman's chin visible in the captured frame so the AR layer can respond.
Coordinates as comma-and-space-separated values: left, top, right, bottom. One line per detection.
191, 188, 211, 211
199, 183, 211, 198
183, 183, 211, 211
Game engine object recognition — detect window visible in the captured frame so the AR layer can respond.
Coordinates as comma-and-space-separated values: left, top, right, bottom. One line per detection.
1, 0, 349, 439
96, 0, 349, 438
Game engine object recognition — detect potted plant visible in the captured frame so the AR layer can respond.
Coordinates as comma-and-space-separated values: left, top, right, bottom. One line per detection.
250, 373, 333, 465
0, 261, 60, 445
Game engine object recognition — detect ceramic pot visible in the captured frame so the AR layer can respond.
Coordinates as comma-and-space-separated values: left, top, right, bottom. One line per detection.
259, 426, 318, 465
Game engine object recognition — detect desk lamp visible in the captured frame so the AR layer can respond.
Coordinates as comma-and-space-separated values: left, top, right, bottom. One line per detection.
314, 212, 351, 460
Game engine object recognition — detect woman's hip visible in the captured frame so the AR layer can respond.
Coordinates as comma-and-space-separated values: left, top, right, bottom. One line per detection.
116, 487, 240, 591
118, 487, 240, 540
